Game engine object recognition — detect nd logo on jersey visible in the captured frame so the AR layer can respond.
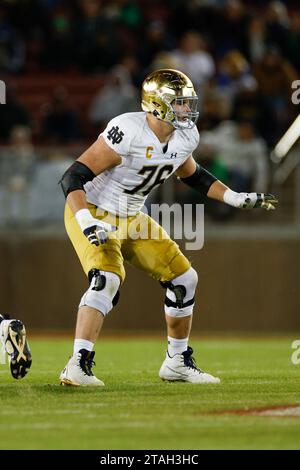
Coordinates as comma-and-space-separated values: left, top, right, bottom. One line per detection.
107, 126, 124, 145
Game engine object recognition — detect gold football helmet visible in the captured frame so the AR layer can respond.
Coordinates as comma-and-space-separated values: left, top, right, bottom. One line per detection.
141, 69, 199, 129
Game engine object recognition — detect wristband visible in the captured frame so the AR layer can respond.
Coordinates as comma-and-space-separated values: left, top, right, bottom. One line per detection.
75, 208, 95, 230
223, 189, 241, 208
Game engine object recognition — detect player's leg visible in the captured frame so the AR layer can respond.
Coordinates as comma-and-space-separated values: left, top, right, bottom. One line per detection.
165, 311, 192, 339
0, 313, 32, 379
60, 203, 124, 386
60, 271, 120, 387
74, 305, 104, 344
123, 212, 220, 384
159, 268, 220, 383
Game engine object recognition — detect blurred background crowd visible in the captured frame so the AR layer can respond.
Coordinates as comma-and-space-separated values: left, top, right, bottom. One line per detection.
0, 0, 300, 225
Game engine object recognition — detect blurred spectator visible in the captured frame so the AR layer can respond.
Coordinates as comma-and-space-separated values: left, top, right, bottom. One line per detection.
138, 20, 175, 69
42, 87, 81, 144
0, 6, 25, 73
0, 126, 38, 224
8, 0, 49, 42
7, 0, 49, 73
265, 1, 289, 53
285, 12, 300, 73
28, 148, 73, 223
168, 0, 195, 39
198, 90, 230, 132
73, 0, 121, 73
197, 119, 269, 219
244, 17, 267, 63
119, 0, 142, 30
253, 47, 298, 145
120, 54, 144, 88
89, 65, 140, 129
199, 119, 269, 192
231, 80, 274, 146
214, 0, 250, 57
150, 51, 181, 72
0, 125, 37, 189
168, 0, 222, 46
216, 50, 257, 106
0, 86, 31, 142
43, 7, 73, 71
170, 31, 215, 92
102, 0, 142, 29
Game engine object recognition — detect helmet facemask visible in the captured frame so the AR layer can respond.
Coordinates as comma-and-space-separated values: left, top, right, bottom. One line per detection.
164, 95, 199, 129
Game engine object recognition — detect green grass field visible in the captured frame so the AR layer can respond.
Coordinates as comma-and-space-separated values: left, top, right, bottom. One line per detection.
0, 335, 299, 450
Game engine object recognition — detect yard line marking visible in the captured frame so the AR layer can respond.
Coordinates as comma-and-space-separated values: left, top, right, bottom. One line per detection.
210, 404, 300, 418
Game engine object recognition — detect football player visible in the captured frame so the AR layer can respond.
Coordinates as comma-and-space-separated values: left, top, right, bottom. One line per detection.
0, 314, 32, 379
59, 69, 277, 386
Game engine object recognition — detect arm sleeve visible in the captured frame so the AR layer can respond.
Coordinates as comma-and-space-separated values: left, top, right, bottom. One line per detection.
180, 163, 217, 197
60, 161, 96, 198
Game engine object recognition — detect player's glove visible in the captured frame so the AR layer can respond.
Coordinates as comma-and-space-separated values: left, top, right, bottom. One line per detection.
223, 189, 278, 211
75, 208, 117, 246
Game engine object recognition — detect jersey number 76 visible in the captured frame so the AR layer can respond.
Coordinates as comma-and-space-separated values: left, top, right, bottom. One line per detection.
124, 165, 174, 196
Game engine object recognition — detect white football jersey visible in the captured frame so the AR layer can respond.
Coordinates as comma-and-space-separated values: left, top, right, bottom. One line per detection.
84, 112, 200, 216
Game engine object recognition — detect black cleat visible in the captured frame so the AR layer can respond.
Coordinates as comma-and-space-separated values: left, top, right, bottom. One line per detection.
2, 320, 32, 379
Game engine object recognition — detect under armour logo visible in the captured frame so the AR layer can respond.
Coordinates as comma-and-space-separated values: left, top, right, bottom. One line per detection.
170, 152, 178, 159
107, 126, 124, 144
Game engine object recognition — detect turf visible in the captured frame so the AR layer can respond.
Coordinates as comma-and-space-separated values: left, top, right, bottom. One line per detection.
0, 336, 299, 450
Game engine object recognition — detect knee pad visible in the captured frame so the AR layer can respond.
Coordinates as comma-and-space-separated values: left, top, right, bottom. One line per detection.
79, 269, 121, 316
160, 267, 198, 318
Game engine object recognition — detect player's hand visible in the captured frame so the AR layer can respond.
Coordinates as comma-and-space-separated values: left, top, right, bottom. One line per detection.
82, 220, 117, 245
223, 189, 278, 211
238, 193, 278, 210
75, 208, 117, 246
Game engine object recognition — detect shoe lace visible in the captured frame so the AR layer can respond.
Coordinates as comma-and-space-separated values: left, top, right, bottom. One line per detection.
79, 352, 95, 377
87, 357, 96, 376
182, 347, 203, 373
